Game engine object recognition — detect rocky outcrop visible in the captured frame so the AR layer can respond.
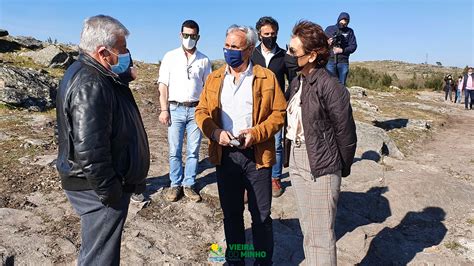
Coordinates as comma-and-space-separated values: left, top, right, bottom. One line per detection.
0, 35, 43, 52
349, 86, 368, 98
0, 65, 58, 111
21, 45, 77, 69
0, 29, 8, 37
356, 121, 404, 161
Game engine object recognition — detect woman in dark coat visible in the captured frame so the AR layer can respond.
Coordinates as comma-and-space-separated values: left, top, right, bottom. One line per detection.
284, 20, 357, 266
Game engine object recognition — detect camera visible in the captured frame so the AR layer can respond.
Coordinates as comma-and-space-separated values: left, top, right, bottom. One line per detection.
332, 31, 345, 48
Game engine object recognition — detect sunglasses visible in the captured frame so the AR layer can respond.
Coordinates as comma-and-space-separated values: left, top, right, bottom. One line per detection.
286, 44, 307, 58
182, 33, 199, 40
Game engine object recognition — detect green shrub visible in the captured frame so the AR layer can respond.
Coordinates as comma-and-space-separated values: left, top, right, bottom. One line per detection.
347, 66, 392, 89
424, 74, 444, 91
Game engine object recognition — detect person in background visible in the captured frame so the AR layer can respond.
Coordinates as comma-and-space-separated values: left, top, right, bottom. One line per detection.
157, 20, 212, 202
324, 12, 357, 86
251, 16, 296, 198
444, 74, 454, 102
463, 67, 474, 110
455, 75, 463, 104
285, 20, 357, 265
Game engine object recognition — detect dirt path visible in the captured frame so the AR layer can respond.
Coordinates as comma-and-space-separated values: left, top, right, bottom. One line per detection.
334, 105, 474, 265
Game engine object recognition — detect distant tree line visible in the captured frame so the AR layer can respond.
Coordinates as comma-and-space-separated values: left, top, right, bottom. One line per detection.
347, 65, 469, 91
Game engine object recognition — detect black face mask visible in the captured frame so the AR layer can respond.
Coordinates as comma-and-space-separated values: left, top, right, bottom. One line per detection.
261, 36, 277, 50
284, 53, 303, 72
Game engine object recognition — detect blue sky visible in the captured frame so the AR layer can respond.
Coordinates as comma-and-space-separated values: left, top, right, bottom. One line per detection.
1, 0, 473, 67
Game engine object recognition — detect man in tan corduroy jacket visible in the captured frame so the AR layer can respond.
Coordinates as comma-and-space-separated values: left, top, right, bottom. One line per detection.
195, 25, 286, 265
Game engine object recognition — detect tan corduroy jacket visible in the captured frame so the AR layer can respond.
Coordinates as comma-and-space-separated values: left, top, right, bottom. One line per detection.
195, 64, 287, 169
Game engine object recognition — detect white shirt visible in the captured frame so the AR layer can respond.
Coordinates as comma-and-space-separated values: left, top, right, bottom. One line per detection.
457, 79, 463, 91
261, 46, 276, 67
286, 77, 305, 142
220, 62, 254, 137
158, 47, 212, 102
466, 74, 473, 90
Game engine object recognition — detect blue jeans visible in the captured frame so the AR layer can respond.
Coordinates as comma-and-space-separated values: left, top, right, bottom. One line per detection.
168, 104, 202, 187
455, 90, 461, 103
271, 129, 283, 179
326, 60, 349, 86
65, 190, 131, 266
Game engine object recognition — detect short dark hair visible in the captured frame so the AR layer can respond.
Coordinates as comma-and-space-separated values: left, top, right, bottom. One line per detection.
181, 20, 199, 34
255, 16, 279, 34
292, 20, 330, 68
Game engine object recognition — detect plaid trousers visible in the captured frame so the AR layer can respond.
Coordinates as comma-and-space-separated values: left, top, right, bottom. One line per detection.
289, 143, 341, 266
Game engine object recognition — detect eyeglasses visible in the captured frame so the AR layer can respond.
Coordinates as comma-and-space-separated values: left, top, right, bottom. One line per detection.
286, 44, 307, 58
182, 33, 199, 40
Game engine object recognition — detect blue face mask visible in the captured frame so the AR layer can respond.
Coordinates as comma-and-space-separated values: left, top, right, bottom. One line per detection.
107, 50, 130, 74
223, 48, 245, 68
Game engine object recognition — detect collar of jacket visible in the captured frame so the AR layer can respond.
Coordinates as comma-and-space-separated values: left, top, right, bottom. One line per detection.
78, 52, 125, 85
305, 67, 326, 85
212, 63, 269, 79
254, 43, 284, 57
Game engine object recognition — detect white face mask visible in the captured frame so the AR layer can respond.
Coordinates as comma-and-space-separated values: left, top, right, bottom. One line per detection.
182, 37, 196, 50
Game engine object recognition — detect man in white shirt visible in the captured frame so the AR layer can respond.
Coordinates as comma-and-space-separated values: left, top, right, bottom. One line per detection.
157, 20, 211, 202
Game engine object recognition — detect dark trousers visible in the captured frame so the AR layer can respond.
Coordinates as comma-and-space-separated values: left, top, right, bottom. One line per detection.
65, 190, 131, 266
445, 88, 452, 101
216, 147, 273, 265
465, 90, 474, 109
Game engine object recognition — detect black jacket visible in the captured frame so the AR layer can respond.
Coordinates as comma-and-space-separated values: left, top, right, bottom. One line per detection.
325, 12, 358, 64
287, 68, 357, 178
56, 53, 150, 205
251, 44, 297, 92
462, 73, 474, 90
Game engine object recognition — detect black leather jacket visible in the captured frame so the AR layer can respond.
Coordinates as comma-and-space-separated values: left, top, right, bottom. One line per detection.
56, 53, 150, 205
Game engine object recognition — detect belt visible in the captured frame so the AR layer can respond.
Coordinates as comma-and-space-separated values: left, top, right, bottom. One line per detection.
169, 101, 199, 107
293, 139, 305, 147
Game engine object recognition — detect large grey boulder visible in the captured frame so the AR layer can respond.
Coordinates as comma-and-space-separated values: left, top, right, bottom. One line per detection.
9, 36, 43, 49
0, 65, 58, 111
349, 86, 368, 98
0, 35, 43, 53
22, 45, 77, 68
356, 121, 404, 161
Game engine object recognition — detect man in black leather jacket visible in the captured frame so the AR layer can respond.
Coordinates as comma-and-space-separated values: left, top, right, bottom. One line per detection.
56, 15, 149, 265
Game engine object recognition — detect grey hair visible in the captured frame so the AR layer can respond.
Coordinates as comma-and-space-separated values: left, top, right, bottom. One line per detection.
226, 24, 258, 49
79, 15, 129, 53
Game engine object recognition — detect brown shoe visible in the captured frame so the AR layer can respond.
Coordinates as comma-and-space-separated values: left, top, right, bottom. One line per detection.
272, 178, 284, 198
183, 186, 202, 202
166, 186, 183, 202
